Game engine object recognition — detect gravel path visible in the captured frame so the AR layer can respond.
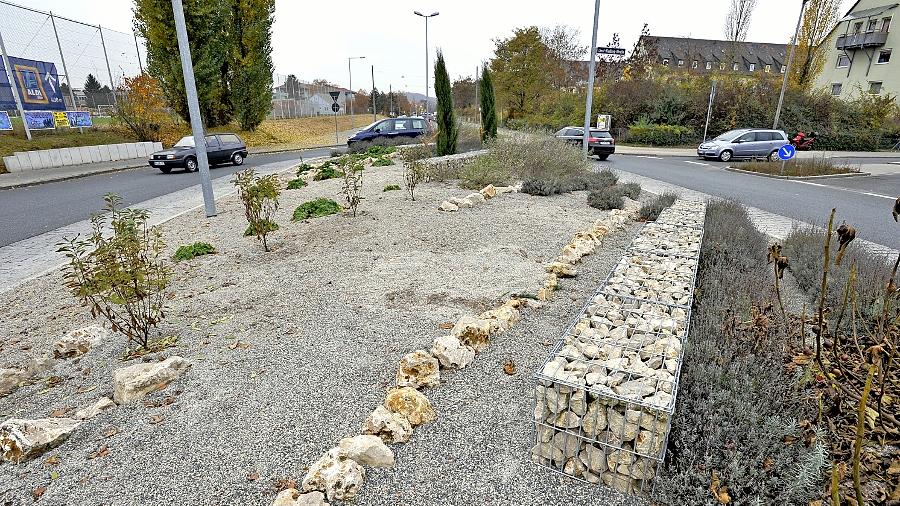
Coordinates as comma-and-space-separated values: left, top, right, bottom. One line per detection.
0, 161, 647, 506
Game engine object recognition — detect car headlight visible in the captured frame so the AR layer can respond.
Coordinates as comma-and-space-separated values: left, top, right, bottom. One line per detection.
166, 154, 175, 159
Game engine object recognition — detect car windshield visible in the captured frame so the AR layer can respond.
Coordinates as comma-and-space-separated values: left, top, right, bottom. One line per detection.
713, 130, 746, 141
174, 136, 195, 147
361, 120, 382, 131
590, 130, 612, 138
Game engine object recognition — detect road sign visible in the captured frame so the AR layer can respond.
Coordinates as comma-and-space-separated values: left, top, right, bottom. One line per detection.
778, 144, 796, 161
597, 47, 626, 56
331, 103, 341, 113
329, 91, 340, 102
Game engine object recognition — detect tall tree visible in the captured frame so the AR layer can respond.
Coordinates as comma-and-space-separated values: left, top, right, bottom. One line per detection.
793, 0, 841, 88
491, 27, 553, 118
541, 25, 587, 88
433, 50, 457, 156
84, 74, 102, 93
479, 65, 497, 142
451, 77, 476, 111
725, 0, 758, 42
231, 0, 274, 131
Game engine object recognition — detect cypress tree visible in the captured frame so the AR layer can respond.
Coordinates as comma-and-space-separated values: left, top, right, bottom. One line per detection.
231, 0, 274, 131
479, 65, 497, 142
433, 50, 457, 156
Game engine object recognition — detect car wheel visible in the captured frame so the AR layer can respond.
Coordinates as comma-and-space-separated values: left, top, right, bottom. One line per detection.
159, 167, 172, 174
596, 154, 609, 161
232, 153, 244, 166
768, 150, 780, 162
718, 150, 733, 162
185, 157, 198, 172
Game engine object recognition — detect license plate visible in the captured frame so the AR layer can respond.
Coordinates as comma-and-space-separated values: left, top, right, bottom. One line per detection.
153, 161, 164, 166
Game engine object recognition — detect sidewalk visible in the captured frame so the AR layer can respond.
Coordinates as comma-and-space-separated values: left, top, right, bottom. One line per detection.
0, 157, 149, 189
615, 144, 900, 160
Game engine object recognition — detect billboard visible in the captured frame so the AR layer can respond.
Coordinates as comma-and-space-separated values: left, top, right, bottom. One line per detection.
0, 56, 65, 111
23, 111, 55, 130
0, 111, 11, 130
66, 111, 92, 128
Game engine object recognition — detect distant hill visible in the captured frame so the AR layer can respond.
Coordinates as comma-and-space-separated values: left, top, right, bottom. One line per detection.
403, 91, 436, 108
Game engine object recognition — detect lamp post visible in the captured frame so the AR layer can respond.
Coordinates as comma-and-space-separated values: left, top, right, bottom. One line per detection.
582, 0, 601, 157
413, 10, 439, 115
773, 0, 809, 130
348, 56, 365, 127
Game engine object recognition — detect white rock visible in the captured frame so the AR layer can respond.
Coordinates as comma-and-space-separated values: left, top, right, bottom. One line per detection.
73, 397, 115, 420
550, 431, 581, 457
450, 315, 491, 352
0, 418, 81, 463
465, 192, 486, 203
606, 408, 639, 441
54, 325, 108, 358
531, 442, 564, 466
112, 356, 191, 405
430, 335, 475, 369
582, 401, 608, 436
395, 350, 439, 389
579, 445, 608, 474
338, 434, 394, 468
272, 489, 328, 506
0, 368, 31, 396
438, 201, 459, 212
301, 448, 365, 502
362, 405, 412, 443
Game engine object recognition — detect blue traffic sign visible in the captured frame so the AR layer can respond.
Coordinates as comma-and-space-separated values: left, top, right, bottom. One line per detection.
778, 144, 796, 161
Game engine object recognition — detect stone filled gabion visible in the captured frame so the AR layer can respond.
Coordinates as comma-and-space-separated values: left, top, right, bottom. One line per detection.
530, 199, 706, 496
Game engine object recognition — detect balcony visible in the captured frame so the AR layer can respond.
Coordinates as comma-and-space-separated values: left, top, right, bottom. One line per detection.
836, 30, 889, 49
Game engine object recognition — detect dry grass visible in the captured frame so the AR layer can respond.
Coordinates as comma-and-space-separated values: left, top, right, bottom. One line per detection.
732, 157, 860, 177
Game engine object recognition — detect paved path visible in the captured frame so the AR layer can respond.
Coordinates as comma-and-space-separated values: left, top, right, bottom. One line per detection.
615, 144, 900, 163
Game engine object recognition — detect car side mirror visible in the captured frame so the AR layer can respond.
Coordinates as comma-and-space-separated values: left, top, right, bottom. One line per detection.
374, 127, 381, 133
733, 139, 743, 144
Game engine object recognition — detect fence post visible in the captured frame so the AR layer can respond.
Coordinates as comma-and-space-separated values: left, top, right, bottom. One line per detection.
98, 25, 117, 105
0, 27, 30, 140
50, 12, 82, 133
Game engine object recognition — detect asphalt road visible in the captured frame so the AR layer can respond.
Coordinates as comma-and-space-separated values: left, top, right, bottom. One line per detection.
0, 148, 329, 248
606, 154, 900, 250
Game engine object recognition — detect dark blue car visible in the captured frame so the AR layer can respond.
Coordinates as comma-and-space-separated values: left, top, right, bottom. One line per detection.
347, 116, 431, 146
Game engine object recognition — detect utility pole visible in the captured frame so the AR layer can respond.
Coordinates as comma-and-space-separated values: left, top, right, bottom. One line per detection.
774, 0, 809, 130
703, 80, 717, 141
389, 83, 393, 117
414, 11, 439, 115
582, 0, 601, 157
0, 27, 29, 140
171, 0, 216, 217
347, 56, 365, 126
371, 64, 376, 122
475, 65, 479, 127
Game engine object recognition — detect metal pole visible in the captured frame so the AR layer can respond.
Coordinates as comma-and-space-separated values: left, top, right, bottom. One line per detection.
773, 0, 808, 129
703, 80, 717, 141
425, 17, 429, 115
334, 109, 339, 144
371, 64, 376, 122
171, 0, 216, 217
98, 25, 117, 105
475, 65, 480, 127
582, 0, 601, 157
50, 12, 82, 133
134, 31, 143, 73
0, 27, 30, 140
348, 58, 353, 123
389, 83, 393, 116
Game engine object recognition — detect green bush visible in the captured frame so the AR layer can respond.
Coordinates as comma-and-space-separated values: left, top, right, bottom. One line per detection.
243, 219, 279, 237
401, 144, 434, 163
638, 192, 678, 221
314, 166, 344, 181
173, 242, 216, 261
587, 187, 624, 210
295, 163, 314, 177
626, 120, 696, 146
292, 198, 341, 220
814, 129, 881, 151
459, 155, 512, 190
383, 184, 401, 192
371, 157, 393, 167
366, 145, 396, 157
234, 169, 281, 252
616, 182, 641, 200
521, 178, 561, 196
286, 178, 307, 190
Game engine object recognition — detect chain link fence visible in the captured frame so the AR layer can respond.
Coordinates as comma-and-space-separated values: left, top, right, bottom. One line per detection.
269, 73, 352, 120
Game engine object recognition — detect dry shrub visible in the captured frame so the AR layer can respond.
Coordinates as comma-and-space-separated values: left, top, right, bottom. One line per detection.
638, 192, 678, 221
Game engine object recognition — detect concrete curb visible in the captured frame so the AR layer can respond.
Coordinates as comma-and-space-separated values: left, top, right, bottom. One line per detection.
723, 166, 871, 180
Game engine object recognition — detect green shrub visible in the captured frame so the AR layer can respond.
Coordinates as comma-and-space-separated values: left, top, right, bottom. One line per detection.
814, 129, 881, 151
243, 219, 279, 237
587, 187, 624, 210
314, 166, 344, 181
521, 178, 561, 196
234, 169, 281, 252
173, 242, 216, 261
401, 144, 434, 163
638, 192, 678, 221
371, 157, 393, 167
459, 155, 512, 190
594, 168, 618, 188
626, 120, 696, 146
366, 145, 396, 157
295, 163, 314, 177
292, 198, 341, 220
616, 182, 641, 200
383, 184, 401, 192
286, 178, 307, 190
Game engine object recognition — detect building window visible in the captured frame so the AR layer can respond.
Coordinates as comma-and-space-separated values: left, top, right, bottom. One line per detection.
883, 17, 892, 32
705, 61, 712, 69
869, 81, 883, 94
749, 63, 756, 71
765, 64, 771, 72
720, 62, 726, 70
691, 60, 699, 68
878, 49, 891, 63
733, 62, 739, 71
868, 19, 879, 31
854, 21, 864, 33
837, 54, 851, 67
677, 59, 684, 66
781, 65, 787, 73
662, 58, 670, 65
831, 83, 842, 96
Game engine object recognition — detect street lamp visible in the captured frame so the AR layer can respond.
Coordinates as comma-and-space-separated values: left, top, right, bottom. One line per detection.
348, 55, 365, 126
413, 10, 439, 116
773, 0, 809, 130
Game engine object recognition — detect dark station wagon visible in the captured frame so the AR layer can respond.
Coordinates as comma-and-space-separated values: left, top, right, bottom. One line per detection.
149, 133, 248, 173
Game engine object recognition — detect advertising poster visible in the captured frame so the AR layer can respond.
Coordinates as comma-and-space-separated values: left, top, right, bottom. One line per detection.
0, 56, 66, 111
0, 111, 12, 131
23, 111, 56, 130
53, 111, 69, 128
65, 111, 92, 128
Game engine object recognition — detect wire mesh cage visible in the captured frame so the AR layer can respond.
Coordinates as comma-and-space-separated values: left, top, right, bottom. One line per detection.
531, 199, 707, 496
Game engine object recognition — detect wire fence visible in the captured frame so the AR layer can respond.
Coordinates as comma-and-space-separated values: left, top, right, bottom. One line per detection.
269, 73, 353, 120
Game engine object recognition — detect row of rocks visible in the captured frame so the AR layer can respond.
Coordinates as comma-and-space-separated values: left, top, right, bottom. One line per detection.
531, 200, 707, 495
438, 183, 520, 212
280, 206, 641, 505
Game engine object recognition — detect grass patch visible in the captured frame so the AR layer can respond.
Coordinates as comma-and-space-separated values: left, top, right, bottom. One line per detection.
365, 145, 396, 157
732, 157, 859, 177
173, 242, 216, 261
313, 166, 344, 181
243, 219, 279, 237
292, 198, 341, 220
371, 157, 393, 167
638, 192, 678, 221
295, 163, 314, 176
383, 184, 401, 192
286, 178, 307, 190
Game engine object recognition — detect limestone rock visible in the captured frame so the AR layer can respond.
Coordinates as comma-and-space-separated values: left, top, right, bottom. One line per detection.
272, 489, 328, 506
54, 325, 108, 358
0, 368, 31, 397
73, 397, 115, 420
430, 335, 475, 369
495, 186, 516, 195
450, 315, 491, 352
301, 448, 365, 502
550, 431, 581, 457
479, 305, 520, 335
0, 418, 81, 463
582, 401, 608, 436
579, 445, 608, 474
531, 442, 564, 466
438, 201, 459, 212
112, 356, 191, 405
362, 405, 412, 443
465, 192, 486, 204
338, 434, 394, 468
606, 408, 639, 441
480, 185, 498, 199
395, 350, 439, 389
384, 387, 435, 426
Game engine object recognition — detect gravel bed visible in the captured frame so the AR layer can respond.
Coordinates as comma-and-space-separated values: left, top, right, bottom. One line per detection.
0, 162, 645, 505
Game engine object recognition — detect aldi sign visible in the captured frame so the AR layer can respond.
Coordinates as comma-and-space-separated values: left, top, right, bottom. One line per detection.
0, 56, 65, 111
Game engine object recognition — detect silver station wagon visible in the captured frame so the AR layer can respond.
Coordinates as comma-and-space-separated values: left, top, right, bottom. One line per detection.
697, 128, 789, 162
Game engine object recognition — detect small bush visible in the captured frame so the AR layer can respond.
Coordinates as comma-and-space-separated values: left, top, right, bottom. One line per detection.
732, 156, 858, 177
243, 219, 279, 237
173, 242, 216, 261
234, 169, 281, 252
459, 155, 512, 190
401, 143, 434, 163
616, 182, 641, 200
342, 161, 364, 217
295, 163, 314, 177
521, 178, 561, 196
404, 161, 427, 201
638, 192, 678, 221
587, 187, 624, 210
286, 178, 307, 190
626, 120, 696, 146
292, 198, 341, 220
371, 157, 393, 167
366, 145, 397, 157
383, 184, 401, 192
314, 166, 344, 181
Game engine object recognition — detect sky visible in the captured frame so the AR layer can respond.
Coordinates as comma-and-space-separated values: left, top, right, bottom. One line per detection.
10, 0, 856, 95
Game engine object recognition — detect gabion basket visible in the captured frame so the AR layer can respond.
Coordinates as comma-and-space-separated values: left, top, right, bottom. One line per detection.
530, 200, 706, 496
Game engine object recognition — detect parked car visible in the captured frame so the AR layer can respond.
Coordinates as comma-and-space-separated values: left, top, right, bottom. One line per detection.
346, 117, 431, 146
149, 133, 248, 173
697, 128, 789, 162
554, 127, 616, 160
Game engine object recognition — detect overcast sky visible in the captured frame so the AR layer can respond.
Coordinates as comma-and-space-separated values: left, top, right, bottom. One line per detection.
14, 0, 855, 95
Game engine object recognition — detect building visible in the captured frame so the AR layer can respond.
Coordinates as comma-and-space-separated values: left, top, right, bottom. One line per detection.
641, 36, 790, 76
814, 1, 899, 98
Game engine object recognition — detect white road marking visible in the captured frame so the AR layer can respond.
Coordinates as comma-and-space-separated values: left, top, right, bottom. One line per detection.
635, 155, 662, 159
790, 179, 894, 200
683, 160, 709, 166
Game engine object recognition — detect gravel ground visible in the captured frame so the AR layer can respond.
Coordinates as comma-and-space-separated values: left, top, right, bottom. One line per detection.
0, 161, 647, 506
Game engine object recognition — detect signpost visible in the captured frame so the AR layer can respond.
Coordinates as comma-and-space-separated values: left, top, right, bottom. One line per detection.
778, 143, 796, 176
329, 91, 341, 144
596, 46, 626, 56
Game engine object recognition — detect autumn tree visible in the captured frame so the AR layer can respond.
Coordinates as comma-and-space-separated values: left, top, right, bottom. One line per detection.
725, 0, 758, 42
490, 26, 554, 119
793, 0, 841, 88
541, 25, 587, 88
479, 65, 497, 142
116, 73, 172, 142
451, 77, 477, 111
434, 50, 457, 156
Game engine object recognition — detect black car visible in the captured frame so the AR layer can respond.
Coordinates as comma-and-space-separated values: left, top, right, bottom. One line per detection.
149, 133, 248, 173
347, 117, 431, 146
554, 127, 616, 160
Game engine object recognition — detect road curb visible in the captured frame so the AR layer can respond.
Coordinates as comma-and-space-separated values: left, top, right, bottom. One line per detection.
723, 166, 871, 180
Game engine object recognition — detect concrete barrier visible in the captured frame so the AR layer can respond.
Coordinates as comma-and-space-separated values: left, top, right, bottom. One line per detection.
3, 142, 163, 173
